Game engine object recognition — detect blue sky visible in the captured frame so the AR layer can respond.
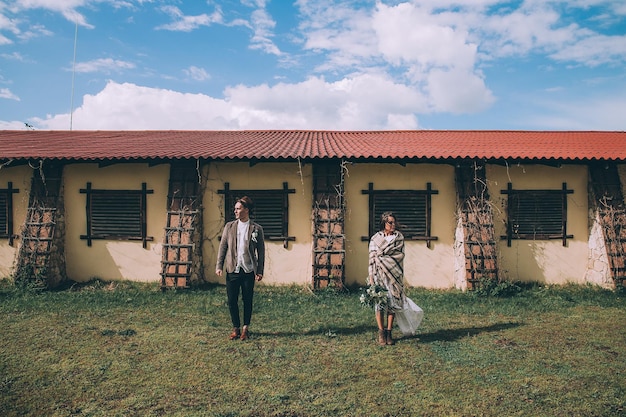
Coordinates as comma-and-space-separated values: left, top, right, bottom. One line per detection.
0, 0, 625, 131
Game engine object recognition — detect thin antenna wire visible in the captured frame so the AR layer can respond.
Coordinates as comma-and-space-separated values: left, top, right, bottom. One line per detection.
70, 22, 78, 130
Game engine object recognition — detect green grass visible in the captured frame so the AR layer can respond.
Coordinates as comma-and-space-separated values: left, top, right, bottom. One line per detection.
0, 280, 624, 417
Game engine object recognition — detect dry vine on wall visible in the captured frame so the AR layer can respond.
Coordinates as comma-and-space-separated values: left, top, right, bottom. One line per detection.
598, 197, 626, 288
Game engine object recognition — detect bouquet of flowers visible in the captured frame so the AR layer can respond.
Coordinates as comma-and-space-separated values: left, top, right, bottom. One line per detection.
359, 284, 388, 309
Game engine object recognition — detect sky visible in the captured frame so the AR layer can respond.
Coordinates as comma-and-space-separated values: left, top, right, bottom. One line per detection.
0, 0, 625, 131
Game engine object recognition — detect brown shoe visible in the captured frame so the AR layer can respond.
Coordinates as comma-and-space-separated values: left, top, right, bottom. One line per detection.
386, 329, 395, 346
240, 327, 249, 341
229, 328, 240, 340
378, 329, 386, 346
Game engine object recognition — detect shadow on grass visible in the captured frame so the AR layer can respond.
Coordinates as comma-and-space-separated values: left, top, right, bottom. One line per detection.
253, 324, 374, 338
252, 322, 522, 340
408, 322, 523, 343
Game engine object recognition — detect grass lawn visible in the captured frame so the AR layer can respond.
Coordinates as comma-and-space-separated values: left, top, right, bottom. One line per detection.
0, 280, 624, 417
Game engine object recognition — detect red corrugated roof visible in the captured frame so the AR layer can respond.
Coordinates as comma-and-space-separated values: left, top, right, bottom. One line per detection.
0, 130, 624, 161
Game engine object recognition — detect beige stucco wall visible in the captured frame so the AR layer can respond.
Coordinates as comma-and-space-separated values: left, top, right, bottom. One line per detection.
0, 165, 33, 278
202, 162, 313, 285
63, 163, 169, 282
343, 163, 458, 289
3, 160, 622, 288
487, 163, 589, 285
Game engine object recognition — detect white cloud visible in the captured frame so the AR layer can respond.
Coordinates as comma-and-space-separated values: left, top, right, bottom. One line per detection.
156, 5, 223, 32
32, 81, 235, 130
3, 0, 625, 132
0, 120, 29, 129
248, 7, 280, 55
386, 113, 419, 129
241, 0, 269, 8
225, 73, 429, 129
12, 0, 93, 27
559, 0, 626, 15
31, 77, 428, 130
0, 10, 18, 31
299, 1, 625, 73
0, 51, 25, 60
0, 10, 21, 44
550, 34, 626, 66
0, 87, 20, 100
183, 66, 210, 81
297, 1, 495, 113
465, 2, 626, 67
12, 0, 86, 8
16, 23, 53, 41
616, 3, 626, 16
72, 58, 136, 73
297, 0, 379, 69
426, 68, 495, 113
373, 3, 478, 71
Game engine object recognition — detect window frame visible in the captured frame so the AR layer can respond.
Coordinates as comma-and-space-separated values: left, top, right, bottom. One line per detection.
80, 182, 154, 248
0, 182, 19, 245
218, 182, 296, 248
500, 182, 573, 247
361, 182, 439, 248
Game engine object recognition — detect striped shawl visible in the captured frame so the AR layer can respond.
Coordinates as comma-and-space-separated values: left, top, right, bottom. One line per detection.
368, 231, 405, 312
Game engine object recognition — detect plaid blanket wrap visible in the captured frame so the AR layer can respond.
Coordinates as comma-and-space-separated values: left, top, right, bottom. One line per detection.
368, 231, 405, 312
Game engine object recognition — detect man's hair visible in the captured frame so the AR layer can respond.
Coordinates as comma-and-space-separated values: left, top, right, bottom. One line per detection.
237, 196, 254, 214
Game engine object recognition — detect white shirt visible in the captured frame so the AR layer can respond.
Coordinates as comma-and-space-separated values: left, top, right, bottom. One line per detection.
236, 219, 253, 273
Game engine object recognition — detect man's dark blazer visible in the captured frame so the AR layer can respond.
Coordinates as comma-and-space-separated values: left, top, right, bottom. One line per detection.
216, 220, 265, 276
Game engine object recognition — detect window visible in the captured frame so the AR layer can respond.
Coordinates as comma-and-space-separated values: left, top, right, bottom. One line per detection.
501, 182, 573, 246
219, 182, 295, 247
80, 182, 154, 248
0, 182, 19, 245
362, 182, 439, 247
313, 161, 344, 209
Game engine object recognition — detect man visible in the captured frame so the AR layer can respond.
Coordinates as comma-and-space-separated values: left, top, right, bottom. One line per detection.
216, 196, 265, 341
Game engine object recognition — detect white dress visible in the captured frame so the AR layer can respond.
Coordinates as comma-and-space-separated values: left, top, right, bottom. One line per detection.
394, 297, 424, 336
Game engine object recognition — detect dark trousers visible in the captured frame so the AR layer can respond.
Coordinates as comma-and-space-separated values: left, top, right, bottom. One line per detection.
226, 271, 255, 328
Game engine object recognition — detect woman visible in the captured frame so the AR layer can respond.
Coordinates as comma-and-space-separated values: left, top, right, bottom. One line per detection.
368, 211, 406, 346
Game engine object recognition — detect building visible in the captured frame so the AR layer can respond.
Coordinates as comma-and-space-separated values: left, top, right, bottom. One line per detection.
0, 130, 624, 290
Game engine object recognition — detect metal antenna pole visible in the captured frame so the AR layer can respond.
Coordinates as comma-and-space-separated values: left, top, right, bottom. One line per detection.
70, 22, 78, 130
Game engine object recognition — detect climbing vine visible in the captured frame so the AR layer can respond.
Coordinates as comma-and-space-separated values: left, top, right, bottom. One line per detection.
598, 196, 626, 290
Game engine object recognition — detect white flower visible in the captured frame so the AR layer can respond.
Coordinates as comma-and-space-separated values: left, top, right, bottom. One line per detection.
251, 230, 258, 243
360, 284, 388, 309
